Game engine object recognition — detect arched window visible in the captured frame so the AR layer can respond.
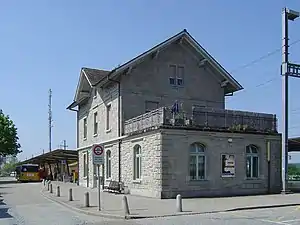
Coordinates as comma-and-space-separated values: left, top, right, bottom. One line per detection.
133, 145, 142, 180
246, 145, 259, 178
189, 143, 206, 180
106, 150, 111, 179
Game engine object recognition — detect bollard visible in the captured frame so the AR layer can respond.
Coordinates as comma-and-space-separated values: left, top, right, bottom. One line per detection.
176, 194, 182, 212
50, 184, 53, 193
122, 196, 130, 216
68, 188, 73, 201
57, 186, 60, 197
47, 182, 50, 191
84, 192, 90, 207
43, 179, 46, 186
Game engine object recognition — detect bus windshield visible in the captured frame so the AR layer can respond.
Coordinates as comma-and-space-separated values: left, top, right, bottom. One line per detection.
21, 165, 39, 173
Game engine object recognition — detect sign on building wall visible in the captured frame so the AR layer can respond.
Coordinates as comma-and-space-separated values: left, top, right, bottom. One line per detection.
221, 154, 235, 177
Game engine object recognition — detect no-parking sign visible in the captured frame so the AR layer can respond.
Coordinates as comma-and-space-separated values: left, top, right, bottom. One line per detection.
92, 144, 104, 165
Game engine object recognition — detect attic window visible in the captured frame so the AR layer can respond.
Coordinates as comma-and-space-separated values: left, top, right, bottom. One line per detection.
169, 65, 184, 87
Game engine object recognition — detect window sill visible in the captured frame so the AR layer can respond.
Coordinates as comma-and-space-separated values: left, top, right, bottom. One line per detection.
83, 176, 87, 180
106, 129, 111, 133
83, 138, 87, 141
132, 180, 141, 184
189, 179, 208, 182
245, 177, 261, 181
106, 178, 112, 182
93, 133, 98, 137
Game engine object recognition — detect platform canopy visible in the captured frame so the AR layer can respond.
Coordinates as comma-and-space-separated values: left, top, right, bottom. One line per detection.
21, 149, 78, 165
289, 137, 300, 152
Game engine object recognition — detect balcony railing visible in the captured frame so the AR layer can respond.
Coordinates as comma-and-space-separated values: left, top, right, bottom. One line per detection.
123, 107, 277, 135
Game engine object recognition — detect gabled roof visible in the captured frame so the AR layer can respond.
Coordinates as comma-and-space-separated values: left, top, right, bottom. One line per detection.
94, 29, 243, 92
67, 29, 243, 110
82, 68, 110, 86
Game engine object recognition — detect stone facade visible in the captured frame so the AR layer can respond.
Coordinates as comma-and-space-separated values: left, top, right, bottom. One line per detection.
72, 30, 282, 198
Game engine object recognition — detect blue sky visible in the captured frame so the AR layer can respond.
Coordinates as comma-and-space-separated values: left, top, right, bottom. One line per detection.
1, 0, 300, 162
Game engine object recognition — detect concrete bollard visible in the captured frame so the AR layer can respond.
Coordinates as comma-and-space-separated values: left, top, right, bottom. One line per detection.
43, 179, 46, 186
47, 182, 50, 191
50, 184, 53, 193
68, 188, 73, 201
176, 194, 182, 212
57, 186, 60, 197
122, 195, 130, 216
84, 192, 90, 207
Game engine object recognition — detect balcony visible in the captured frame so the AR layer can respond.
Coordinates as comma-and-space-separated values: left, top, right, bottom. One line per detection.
123, 107, 278, 135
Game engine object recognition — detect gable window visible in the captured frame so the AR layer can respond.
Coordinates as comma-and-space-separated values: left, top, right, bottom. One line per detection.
93, 112, 98, 135
246, 145, 259, 178
133, 145, 142, 180
106, 150, 112, 179
189, 143, 206, 180
106, 104, 111, 131
169, 65, 184, 86
83, 118, 87, 139
145, 101, 159, 113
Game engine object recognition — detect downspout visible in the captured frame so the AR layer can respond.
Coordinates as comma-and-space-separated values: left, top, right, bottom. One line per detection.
107, 76, 122, 183
69, 107, 79, 185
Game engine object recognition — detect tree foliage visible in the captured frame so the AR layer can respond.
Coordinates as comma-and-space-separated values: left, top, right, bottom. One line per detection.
0, 161, 19, 176
0, 110, 21, 156
288, 164, 300, 176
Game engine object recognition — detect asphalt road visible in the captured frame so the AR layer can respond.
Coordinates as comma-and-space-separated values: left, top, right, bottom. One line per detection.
1, 180, 300, 225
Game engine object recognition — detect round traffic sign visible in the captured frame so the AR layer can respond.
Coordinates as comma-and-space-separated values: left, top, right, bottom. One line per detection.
93, 145, 104, 156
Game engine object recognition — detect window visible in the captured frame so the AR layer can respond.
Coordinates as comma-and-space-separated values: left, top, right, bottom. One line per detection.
133, 145, 142, 180
106, 104, 111, 130
145, 101, 159, 113
93, 112, 98, 135
169, 65, 184, 86
189, 143, 206, 180
83, 118, 87, 139
83, 153, 88, 177
246, 145, 259, 178
106, 150, 112, 179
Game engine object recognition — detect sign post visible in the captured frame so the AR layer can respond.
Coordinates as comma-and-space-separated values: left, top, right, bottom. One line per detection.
92, 144, 104, 211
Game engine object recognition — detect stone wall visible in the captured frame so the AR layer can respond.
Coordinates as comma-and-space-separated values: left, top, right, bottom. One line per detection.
121, 131, 162, 198
160, 129, 282, 198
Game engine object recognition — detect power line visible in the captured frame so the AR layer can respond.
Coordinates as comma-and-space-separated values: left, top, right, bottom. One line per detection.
230, 38, 300, 74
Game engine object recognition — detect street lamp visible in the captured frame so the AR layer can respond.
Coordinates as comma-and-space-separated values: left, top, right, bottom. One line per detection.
281, 7, 299, 194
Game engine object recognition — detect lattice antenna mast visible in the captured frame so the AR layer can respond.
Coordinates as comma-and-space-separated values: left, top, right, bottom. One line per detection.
48, 89, 53, 152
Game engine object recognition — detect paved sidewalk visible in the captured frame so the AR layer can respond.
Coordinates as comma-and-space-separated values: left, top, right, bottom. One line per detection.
41, 181, 300, 219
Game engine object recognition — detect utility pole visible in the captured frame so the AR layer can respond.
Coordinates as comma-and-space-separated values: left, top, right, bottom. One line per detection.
48, 89, 53, 152
59, 140, 68, 150
281, 7, 299, 194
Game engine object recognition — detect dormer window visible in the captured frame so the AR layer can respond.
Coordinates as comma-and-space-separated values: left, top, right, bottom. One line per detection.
93, 88, 97, 98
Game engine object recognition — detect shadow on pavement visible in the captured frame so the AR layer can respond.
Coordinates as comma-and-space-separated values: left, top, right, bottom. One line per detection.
0, 199, 12, 219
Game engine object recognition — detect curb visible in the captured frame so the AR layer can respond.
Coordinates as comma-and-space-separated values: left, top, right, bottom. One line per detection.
0, 180, 18, 185
40, 187, 128, 220
39, 185, 300, 220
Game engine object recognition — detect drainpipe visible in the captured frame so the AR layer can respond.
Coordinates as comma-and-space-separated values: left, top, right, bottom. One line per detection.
107, 76, 121, 183
69, 107, 79, 185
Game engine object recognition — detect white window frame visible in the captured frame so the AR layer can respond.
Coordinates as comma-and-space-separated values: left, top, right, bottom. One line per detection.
246, 145, 259, 179
106, 104, 111, 132
83, 117, 87, 140
133, 145, 142, 181
93, 112, 98, 136
189, 143, 206, 181
106, 150, 112, 179
169, 64, 184, 87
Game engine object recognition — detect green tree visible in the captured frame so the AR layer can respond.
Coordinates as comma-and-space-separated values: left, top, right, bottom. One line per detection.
0, 110, 21, 156
288, 164, 300, 176
0, 161, 19, 176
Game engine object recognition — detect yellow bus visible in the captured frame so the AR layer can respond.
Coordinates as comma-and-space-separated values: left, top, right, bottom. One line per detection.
15, 164, 40, 182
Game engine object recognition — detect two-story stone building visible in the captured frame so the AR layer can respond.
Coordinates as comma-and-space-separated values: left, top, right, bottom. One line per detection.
67, 29, 281, 199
